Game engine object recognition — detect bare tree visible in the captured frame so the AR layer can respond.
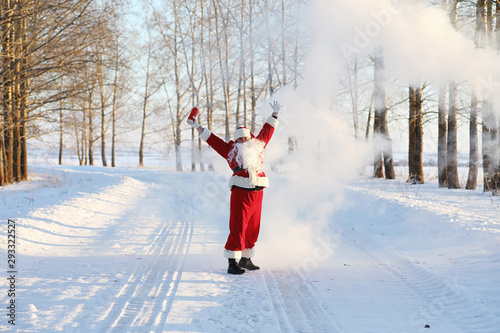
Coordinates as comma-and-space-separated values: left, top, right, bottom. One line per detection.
409, 84, 424, 184
264, 0, 275, 96
447, 80, 460, 189
466, 0, 486, 190
97, 52, 108, 167
347, 57, 360, 138
438, 84, 448, 187
447, 0, 461, 189
0, 0, 123, 183
482, 0, 500, 194
110, 43, 121, 168
235, 0, 248, 128
438, 0, 449, 188
212, 0, 233, 142
249, 0, 258, 132
139, 32, 154, 167
180, 0, 202, 172
372, 47, 395, 179
153, 0, 192, 171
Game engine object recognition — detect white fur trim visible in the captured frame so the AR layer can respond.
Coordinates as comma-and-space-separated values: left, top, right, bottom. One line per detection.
228, 175, 269, 190
266, 116, 279, 128
242, 248, 255, 258
200, 128, 212, 141
234, 127, 251, 140
224, 249, 242, 259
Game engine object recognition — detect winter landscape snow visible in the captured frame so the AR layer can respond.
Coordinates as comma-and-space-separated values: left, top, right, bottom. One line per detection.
0, 160, 499, 332
2, 0, 500, 331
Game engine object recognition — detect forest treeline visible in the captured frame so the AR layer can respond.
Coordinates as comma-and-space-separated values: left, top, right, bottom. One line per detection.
0, 0, 499, 195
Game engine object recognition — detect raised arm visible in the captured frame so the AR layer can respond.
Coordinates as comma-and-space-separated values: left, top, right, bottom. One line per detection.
270, 100, 281, 118
186, 108, 231, 158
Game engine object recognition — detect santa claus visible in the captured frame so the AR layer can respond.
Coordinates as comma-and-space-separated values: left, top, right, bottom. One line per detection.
187, 101, 281, 274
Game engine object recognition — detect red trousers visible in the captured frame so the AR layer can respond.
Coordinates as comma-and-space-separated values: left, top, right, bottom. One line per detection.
225, 187, 264, 254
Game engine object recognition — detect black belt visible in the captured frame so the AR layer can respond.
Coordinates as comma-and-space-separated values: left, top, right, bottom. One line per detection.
233, 166, 245, 173
233, 185, 264, 191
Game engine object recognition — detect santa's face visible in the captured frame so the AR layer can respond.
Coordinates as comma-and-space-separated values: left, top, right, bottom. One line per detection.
236, 136, 250, 143
229, 138, 265, 173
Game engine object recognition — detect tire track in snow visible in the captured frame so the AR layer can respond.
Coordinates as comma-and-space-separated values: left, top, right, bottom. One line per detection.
341, 184, 500, 332
91, 188, 194, 332
132, 220, 193, 329
263, 269, 345, 333
83, 217, 174, 330
346, 185, 500, 233
20, 175, 148, 257
349, 235, 500, 332
25, 175, 154, 332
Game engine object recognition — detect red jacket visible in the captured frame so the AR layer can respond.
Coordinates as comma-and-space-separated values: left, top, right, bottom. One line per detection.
200, 116, 279, 190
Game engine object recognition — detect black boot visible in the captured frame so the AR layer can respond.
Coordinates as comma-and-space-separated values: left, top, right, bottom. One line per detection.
227, 258, 245, 275
238, 257, 260, 270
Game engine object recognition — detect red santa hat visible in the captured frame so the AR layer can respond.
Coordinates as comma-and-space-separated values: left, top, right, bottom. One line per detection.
233, 126, 252, 141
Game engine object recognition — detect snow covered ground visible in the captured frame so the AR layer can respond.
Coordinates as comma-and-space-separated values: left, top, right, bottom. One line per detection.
1, 163, 499, 332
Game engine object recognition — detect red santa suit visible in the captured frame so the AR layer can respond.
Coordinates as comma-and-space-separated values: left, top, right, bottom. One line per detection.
200, 116, 279, 259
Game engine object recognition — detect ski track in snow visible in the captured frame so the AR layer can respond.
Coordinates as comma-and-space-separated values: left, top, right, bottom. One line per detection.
263, 269, 344, 333
320, 182, 500, 333
337, 231, 500, 333
61, 176, 196, 332
2, 167, 500, 332
346, 182, 500, 234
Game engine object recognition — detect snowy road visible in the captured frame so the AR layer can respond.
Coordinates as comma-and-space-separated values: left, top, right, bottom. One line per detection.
312, 179, 500, 333
1, 166, 499, 332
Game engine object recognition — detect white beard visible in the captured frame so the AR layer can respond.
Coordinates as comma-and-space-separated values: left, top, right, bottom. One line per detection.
229, 139, 265, 185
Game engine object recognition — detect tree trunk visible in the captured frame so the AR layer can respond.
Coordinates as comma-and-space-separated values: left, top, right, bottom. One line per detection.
466, 0, 485, 190
482, 0, 500, 194
200, 0, 213, 171
0, 133, 5, 186
98, 57, 107, 167
100, 96, 107, 167
139, 37, 152, 168
373, 106, 384, 178
2, 0, 14, 184
373, 47, 395, 179
281, 0, 287, 86
18, 7, 28, 181
249, 0, 257, 133
82, 109, 87, 166
59, 109, 64, 165
88, 102, 94, 166
447, 80, 460, 189
13, 55, 22, 182
111, 46, 119, 168
236, 0, 247, 127
265, 0, 274, 96
466, 93, 479, 189
408, 85, 424, 184
173, 2, 183, 172
447, 1, 460, 189
212, 0, 232, 142
483, 102, 499, 192
73, 112, 82, 165
438, 85, 448, 187
349, 57, 360, 138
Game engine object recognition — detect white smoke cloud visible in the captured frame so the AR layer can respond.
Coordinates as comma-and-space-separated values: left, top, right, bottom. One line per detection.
257, 0, 500, 269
